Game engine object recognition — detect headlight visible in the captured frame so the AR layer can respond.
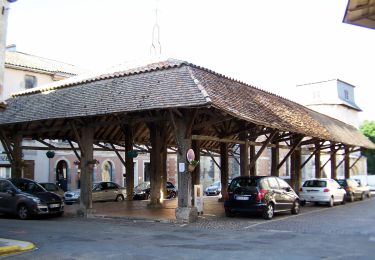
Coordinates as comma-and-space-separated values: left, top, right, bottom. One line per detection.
27, 196, 41, 204
73, 193, 80, 199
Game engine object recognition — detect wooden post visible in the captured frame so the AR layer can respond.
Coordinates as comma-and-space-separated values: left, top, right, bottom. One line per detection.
271, 141, 279, 177
161, 123, 167, 199
294, 145, 302, 192
124, 125, 134, 200
220, 142, 229, 202
175, 116, 198, 223
239, 131, 249, 176
148, 121, 163, 208
330, 142, 337, 179
191, 140, 200, 186
79, 127, 94, 217
315, 142, 321, 178
344, 146, 350, 179
249, 144, 256, 176
11, 134, 23, 179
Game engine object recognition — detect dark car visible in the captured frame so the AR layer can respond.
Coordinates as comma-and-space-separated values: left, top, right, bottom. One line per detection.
336, 179, 371, 202
0, 178, 64, 220
224, 176, 300, 220
133, 181, 177, 200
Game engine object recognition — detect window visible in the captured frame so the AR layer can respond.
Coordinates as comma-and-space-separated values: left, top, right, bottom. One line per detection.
24, 75, 37, 89
344, 90, 349, 100
276, 178, 290, 189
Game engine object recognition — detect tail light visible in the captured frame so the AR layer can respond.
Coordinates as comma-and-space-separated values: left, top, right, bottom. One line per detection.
323, 188, 330, 192
256, 189, 267, 202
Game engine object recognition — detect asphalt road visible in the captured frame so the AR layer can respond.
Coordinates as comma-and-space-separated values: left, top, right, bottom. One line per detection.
1, 196, 375, 260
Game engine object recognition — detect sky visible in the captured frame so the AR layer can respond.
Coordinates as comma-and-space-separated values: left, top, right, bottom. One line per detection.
5, 0, 375, 122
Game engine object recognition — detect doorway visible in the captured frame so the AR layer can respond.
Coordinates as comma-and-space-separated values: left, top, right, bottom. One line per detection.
56, 160, 68, 191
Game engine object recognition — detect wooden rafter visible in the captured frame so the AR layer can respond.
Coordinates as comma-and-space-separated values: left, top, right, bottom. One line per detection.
249, 130, 278, 170
277, 135, 303, 170
110, 143, 126, 167
301, 142, 323, 169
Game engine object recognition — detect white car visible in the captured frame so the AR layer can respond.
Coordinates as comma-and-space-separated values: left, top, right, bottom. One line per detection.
299, 178, 346, 207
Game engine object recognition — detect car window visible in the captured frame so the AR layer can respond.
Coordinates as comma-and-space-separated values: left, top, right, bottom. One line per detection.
276, 178, 290, 190
230, 178, 258, 189
336, 180, 345, 186
0, 180, 13, 192
268, 178, 280, 189
303, 180, 327, 188
108, 182, 120, 189
42, 183, 58, 191
10, 179, 45, 193
166, 182, 174, 188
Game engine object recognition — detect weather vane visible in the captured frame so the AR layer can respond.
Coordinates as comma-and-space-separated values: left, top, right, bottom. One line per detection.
150, 0, 161, 57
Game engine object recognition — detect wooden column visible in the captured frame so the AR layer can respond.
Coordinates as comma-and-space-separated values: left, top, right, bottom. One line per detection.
175, 116, 198, 223
271, 141, 279, 177
314, 142, 321, 178
79, 127, 94, 217
11, 134, 23, 178
148, 121, 163, 208
344, 146, 350, 179
249, 144, 257, 176
294, 145, 302, 192
191, 140, 200, 186
239, 131, 249, 176
220, 142, 229, 202
330, 142, 337, 179
124, 124, 134, 200
161, 123, 167, 199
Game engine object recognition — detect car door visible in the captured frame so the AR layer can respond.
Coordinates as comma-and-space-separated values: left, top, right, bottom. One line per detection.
267, 177, 284, 210
276, 178, 295, 209
0, 180, 17, 213
330, 180, 345, 202
92, 183, 105, 202
106, 182, 119, 201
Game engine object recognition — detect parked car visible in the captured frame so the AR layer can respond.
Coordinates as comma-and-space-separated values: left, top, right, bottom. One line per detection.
0, 178, 64, 220
133, 181, 177, 200
336, 179, 371, 202
64, 181, 126, 205
205, 181, 221, 196
39, 182, 65, 198
299, 178, 346, 207
224, 176, 300, 220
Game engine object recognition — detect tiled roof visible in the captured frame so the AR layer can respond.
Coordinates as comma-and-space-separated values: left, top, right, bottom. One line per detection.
0, 58, 374, 149
5, 51, 85, 76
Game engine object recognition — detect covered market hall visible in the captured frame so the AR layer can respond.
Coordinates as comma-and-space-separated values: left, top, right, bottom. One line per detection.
0, 58, 374, 222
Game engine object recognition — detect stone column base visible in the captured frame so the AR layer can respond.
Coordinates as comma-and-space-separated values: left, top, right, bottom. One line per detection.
76, 207, 95, 218
175, 207, 198, 223
147, 201, 164, 209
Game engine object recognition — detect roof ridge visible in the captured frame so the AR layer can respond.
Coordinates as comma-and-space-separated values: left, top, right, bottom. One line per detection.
6, 50, 78, 67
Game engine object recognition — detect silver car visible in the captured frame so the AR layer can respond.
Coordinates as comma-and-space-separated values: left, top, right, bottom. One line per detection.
64, 182, 126, 205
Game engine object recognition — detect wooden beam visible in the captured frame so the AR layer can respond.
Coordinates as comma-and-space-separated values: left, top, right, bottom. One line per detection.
169, 110, 182, 155
206, 150, 222, 170
68, 140, 81, 161
249, 130, 278, 170
277, 135, 303, 170
186, 108, 198, 138
69, 121, 85, 157
0, 131, 14, 163
300, 142, 323, 169
110, 143, 126, 166
350, 155, 363, 170
35, 139, 55, 149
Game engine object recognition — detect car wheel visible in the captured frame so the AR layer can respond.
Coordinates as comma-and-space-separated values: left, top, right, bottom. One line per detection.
263, 203, 274, 220
291, 200, 300, 215
300, 200, 306, 207
116, 195, 124, 202
17, 204, 31, 220
171, 192, 177, 199
225, 209, 235, 218
349, 193, 355, 202
367, 192, 371, 198
328, 197, 334, 207
360, 193, 365, 201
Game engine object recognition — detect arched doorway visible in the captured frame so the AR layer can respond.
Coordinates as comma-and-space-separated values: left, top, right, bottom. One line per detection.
102, 161, 113, 182
56, 160, 68, 191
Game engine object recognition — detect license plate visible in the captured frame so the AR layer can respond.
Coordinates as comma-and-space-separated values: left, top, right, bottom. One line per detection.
236, 196, 249, 201
49, 203, 60, 208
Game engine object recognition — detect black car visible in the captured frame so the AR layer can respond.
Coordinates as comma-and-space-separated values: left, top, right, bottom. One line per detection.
133, 181, 177, 200
0, 178, 64, 219
224, 176, 300, 220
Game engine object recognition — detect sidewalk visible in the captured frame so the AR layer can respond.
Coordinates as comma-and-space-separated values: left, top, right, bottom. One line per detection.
0, 238, 35, 257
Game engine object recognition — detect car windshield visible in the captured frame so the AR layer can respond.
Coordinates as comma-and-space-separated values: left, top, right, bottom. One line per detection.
230, 178, 258, 190
10, 179, 46, 193
336, 180, 345, 186
303, 180, 327, 188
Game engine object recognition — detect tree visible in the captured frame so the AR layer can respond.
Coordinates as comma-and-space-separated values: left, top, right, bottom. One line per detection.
360, 120, 375, 175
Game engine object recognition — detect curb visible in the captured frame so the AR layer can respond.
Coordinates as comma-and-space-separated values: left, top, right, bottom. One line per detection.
0, 239, 36, 256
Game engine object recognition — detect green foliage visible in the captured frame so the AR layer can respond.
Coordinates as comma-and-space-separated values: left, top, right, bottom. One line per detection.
360, 120, 375, 174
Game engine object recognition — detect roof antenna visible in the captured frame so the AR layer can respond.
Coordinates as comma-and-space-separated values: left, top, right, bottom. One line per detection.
150, 0, 161, 57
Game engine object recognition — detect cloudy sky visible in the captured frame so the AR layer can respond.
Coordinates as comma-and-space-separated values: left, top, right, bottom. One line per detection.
6, 0, 375, 122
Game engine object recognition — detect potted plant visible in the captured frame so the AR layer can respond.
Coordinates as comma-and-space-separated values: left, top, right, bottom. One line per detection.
188, 160, 199, 172
46, 151, 55, 158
